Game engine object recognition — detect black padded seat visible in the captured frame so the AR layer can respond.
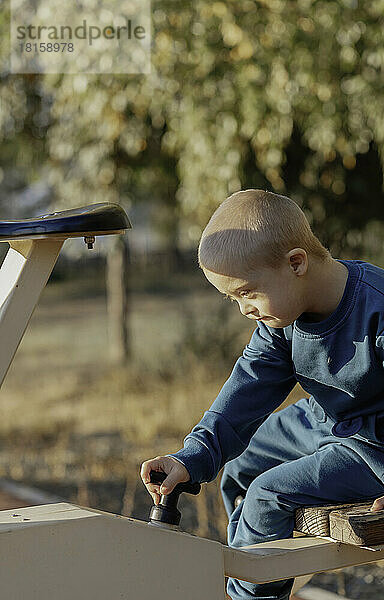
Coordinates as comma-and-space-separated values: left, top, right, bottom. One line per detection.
0, 203, 131, 241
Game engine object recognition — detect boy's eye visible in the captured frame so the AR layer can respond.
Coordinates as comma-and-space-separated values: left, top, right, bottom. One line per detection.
239, 290, 251, 298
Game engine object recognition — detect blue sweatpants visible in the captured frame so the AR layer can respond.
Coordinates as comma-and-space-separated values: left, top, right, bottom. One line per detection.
221, 397, 384, 600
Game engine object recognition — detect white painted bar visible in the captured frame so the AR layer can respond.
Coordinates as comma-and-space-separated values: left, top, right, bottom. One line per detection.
1, 502, 384, 599
0, 239, 64, 388
224, 537, 384, 584
0, 503, 226, 600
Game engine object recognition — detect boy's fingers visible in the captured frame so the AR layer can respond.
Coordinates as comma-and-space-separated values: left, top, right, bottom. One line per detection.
140, 457, 190, 501
146, 482, 160, 494
159, 475, 176, 495
370, 496, 384, 512
151, 490, 161, 505
141, 477, 161, 505
160, 469, 189, 494
140, 458, 162, 483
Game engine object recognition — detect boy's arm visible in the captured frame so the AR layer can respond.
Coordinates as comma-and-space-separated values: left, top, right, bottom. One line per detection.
167, 321, 296, 484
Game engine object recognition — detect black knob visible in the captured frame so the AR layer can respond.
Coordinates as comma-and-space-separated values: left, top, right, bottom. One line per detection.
148, 470, 201, 527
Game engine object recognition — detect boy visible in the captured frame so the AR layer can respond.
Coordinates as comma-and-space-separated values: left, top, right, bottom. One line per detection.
141, 189, 384, 600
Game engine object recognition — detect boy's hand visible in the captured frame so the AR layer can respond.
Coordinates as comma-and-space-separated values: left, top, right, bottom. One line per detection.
140, 456, 190, 506
370, 496, 384, 512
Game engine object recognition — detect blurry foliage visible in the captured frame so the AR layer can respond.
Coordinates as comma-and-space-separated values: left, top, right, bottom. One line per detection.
0, 1, 384, 259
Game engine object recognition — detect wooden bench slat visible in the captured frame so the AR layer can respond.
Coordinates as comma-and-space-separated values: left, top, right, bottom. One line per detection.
330, 504, 384, 546
295, 503, 365, 538
295, 502, 384, 546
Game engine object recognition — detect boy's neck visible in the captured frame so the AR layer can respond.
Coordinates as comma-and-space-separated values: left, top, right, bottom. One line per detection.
302, 258, 349, 322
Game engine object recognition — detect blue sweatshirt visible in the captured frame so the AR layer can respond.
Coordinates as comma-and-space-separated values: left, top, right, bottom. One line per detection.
169, 259, 384, 484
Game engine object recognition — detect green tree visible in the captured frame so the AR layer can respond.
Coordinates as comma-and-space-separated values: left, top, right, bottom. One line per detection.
1, 0, 384, 262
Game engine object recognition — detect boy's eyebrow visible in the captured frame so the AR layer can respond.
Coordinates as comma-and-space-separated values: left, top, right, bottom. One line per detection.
235, 285, 249, 291
225, 284, 253, 295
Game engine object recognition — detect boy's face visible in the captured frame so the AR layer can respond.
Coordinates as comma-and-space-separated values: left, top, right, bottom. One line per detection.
202, 258, 307, 329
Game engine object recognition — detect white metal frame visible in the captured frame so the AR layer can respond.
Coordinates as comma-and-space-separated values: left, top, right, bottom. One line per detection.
0, 239, 64, 387
0, 228, 123, 389
0, 503, 383, 600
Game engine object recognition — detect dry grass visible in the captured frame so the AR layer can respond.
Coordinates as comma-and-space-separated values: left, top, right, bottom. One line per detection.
1, 274, 258, 438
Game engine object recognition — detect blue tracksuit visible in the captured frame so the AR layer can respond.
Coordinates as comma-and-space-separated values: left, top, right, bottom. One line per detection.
169, 259, 384, 599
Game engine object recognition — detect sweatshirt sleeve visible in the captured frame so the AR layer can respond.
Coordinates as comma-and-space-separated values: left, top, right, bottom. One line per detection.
167, 322, 296, 484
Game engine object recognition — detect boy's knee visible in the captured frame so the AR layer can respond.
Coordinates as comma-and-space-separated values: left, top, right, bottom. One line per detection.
246, 472, 282, 504
246, 472, 299, 516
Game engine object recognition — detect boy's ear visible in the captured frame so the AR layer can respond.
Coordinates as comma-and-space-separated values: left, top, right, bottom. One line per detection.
286, 248, 308, 276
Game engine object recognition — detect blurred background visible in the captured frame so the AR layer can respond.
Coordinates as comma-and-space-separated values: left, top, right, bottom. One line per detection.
0, 1, 384, 597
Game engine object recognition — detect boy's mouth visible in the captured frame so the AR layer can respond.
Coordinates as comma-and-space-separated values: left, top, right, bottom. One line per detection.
246, 313, 271, 321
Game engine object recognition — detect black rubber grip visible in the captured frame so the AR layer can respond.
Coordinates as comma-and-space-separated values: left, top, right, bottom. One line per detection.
149, 470, 200, 495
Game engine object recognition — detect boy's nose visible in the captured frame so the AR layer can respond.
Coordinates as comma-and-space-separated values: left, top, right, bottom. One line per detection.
238, 300, 258, 318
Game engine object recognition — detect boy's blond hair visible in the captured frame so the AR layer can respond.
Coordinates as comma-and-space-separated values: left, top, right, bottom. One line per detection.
198, 189, 330, 274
